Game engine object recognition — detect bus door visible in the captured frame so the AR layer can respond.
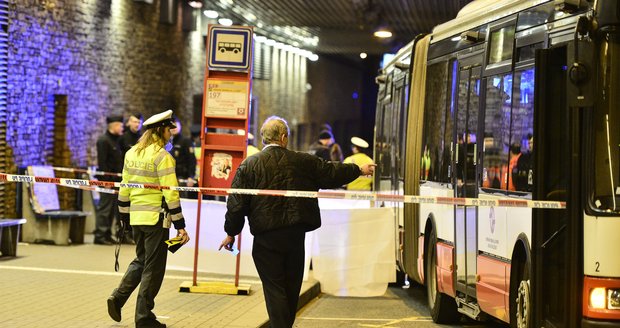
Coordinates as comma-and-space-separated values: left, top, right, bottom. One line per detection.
454, 55, 483, 298
533, 41, 587, 327
392, 72, 409, 220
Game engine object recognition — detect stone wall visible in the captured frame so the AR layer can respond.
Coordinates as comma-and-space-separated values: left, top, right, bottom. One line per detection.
4, 0, 373, 215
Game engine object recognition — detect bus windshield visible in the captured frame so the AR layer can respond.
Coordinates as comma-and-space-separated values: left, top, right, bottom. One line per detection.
593, 31, 620, 214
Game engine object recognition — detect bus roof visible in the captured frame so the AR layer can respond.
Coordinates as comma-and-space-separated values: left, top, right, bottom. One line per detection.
431, 0, 554, 43
382, 40, 414, 73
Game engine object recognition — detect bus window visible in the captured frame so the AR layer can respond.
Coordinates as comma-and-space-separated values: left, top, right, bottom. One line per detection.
380, 102, 393, 179
482, 73, 512, 191
421, 61, 449, 182
593, 31, 620, 213
508, 68, 535, 192
398, 83, 409, 180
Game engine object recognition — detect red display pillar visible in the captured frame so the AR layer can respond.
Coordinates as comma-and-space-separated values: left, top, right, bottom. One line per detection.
180, 24, 253, 295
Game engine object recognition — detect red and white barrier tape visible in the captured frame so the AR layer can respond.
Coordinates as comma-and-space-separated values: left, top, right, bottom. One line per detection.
38, 166, 193, 184
50, 166, 121, 177
0, 173, 566, 209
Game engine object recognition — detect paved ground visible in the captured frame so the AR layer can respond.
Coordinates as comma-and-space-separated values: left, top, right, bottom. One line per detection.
0, 235, 506, 328
295, 283, 508, 328
0, 236, 316, 328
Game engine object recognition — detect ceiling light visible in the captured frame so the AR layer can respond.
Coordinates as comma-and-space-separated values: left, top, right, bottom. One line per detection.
360, 52, 368, 59
188, 1, 203, 8
309, 54, 319, 61
203, 10, 218, 18
374, 29, 393, 38
244, 13, 256, 21
218, 18, 233, 26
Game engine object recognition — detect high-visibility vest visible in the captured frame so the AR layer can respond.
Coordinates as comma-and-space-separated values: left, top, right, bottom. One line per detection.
343, 152, 374, 191
118, 143, 184, 227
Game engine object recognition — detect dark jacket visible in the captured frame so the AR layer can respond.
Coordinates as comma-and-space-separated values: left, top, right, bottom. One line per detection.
171, 134, 196, 179
119, 130, 141, 154
225, 145, 361, 236
96, 131, 123, 182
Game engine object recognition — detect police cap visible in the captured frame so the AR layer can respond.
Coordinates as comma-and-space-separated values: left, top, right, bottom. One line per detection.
351, 136, 369, 149
143, 110, 177, 129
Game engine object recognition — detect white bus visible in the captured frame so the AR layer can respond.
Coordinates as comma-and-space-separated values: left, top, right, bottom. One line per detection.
373, 0, 620, 326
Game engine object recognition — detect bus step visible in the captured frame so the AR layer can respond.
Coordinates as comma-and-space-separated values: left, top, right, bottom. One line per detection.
455, 296, 481, 320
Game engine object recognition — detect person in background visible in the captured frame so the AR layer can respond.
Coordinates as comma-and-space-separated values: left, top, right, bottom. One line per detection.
309, 130, 343, 162
170, 116, 197, 198
219, 116, 375, 328
107, 110, 190, 328
246, 132, 260, 157
120, 113, 143, 154
343, 136, 374, 191
515, 134, 534, 191
94, 115, 124, 245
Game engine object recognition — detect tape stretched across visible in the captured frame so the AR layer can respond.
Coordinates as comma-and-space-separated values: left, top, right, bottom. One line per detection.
0, 172, 566, 209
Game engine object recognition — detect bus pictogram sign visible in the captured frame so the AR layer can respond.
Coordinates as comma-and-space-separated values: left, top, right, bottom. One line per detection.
208, 26, 252, 71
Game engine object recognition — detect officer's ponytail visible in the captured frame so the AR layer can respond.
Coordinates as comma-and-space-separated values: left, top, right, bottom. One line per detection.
135, 126, 167, 155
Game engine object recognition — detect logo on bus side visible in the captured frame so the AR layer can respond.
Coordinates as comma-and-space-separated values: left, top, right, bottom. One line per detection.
489, 206, 496, 234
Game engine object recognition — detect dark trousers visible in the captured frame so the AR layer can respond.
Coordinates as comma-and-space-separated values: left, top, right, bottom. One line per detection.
112, 224, 169, 326
95, 192, 118, 242
252, 226, 306, 328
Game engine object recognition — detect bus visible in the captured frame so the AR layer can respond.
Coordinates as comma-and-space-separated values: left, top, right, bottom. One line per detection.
373, 0, 620, 327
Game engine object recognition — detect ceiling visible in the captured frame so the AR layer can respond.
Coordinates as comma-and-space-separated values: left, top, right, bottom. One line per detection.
200, 0, 473, 56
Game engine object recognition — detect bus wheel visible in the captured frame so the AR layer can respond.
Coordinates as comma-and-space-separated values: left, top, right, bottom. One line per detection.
510, 258, 531, 328
426, 232, 460, 323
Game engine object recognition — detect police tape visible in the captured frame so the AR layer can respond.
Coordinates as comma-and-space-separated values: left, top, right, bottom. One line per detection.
42, 166, 193, 183
0, 173, 566, 209
50, 166, 121, 177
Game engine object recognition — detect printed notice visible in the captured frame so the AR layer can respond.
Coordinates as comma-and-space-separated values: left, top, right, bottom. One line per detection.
206, 80, 248, 118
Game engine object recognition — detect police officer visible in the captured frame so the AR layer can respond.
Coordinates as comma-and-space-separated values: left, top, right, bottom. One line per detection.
94, 115, 124, 245
170, 116, 196, 197
107, 110, 190, 328
343, 137, 374, 190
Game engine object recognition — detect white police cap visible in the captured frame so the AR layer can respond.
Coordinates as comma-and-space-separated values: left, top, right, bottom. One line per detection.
143, 110, 177, 129
351, 136, 369, 149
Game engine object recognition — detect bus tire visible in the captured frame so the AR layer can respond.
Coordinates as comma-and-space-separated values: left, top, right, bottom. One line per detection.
426, 231, 460, 323
510, 255, 531, 328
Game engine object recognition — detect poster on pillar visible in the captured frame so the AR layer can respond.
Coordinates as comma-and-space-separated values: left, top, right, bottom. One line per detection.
206, 79, 248, 118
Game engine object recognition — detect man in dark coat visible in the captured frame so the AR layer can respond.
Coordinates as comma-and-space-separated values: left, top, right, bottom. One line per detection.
119, 113, 143, 154
219, 116, 375, 328
308, 130, 343, 162
94, 115, 124, 245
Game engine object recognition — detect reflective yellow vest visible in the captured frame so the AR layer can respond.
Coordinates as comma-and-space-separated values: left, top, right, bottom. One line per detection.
118, 143, 185, 227
343, 152, 374, 191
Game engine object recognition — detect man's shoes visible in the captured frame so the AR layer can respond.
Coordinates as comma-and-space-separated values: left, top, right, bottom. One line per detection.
95, 239, 114, 245
136, 319, 166, 327
107, 295, 122, 322
121, 234, 135, 245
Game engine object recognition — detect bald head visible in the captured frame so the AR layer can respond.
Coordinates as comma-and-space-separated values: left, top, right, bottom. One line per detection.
260, 116, 289, 147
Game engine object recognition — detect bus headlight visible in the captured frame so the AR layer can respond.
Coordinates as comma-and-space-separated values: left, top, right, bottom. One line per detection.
590, 287, 606, 309
609, 289, 620, 309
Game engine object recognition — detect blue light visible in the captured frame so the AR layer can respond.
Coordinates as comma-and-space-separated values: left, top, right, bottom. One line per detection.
352, 92, 359, 99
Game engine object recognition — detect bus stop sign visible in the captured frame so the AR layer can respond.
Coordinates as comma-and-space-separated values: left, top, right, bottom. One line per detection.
208, 26, 252, 71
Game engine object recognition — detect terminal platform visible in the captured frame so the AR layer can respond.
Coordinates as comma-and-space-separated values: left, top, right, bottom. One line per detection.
0, 234, 320, 328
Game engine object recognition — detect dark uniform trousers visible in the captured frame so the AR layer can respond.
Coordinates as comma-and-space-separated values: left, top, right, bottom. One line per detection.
252, 226, 306, 328
112, 224, 169, 326
95, 192, 118, 242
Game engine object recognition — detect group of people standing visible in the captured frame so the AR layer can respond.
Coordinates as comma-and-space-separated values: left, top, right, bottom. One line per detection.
94, 113, 196, 245
308, 124, 374, 191
104, 112, 376, 327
